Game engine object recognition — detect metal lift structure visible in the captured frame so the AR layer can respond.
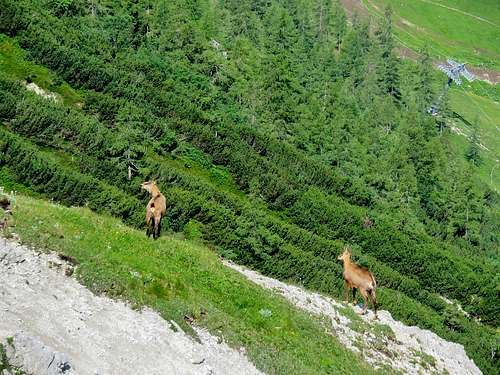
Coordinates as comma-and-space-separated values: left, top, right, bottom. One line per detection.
428, 59, 475, 115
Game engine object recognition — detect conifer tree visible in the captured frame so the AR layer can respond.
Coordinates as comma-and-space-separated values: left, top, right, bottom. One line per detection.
465, 118, 482, 166
338, 15, 370, 83
331, 0, 347, 51
375, 6, 401, 101
446, 165, 482, 243
260, 3, 303, 133
416, 46, 434, 111
111, 104, 147, 180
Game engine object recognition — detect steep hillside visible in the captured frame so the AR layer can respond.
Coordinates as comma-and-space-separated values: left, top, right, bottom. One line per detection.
0, 0, 498, 373
0, 193, 480, 374
0, 194, 379, 374
0, 245, 263, 375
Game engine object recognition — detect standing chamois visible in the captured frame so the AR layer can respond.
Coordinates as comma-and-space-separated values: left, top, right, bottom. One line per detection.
338, 247, 378, 319
141, 180, 166, 240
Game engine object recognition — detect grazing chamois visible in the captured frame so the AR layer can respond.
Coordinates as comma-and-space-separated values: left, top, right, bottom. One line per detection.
338, 247, 378, 319
141, 180, 166, 240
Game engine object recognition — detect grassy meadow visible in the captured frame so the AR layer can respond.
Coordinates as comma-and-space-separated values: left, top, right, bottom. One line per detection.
363, 0, 500, 69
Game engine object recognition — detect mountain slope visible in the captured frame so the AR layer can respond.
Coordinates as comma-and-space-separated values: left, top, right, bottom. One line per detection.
226, 260, 481, 375
0, 0, 498, 373
1, 192, 480, 374
0, 241, 263, 375
1, 193, 380, 375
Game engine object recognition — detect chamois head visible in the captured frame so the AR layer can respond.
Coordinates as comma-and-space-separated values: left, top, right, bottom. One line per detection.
337, 247, 352, 262
141, 180, 157, 194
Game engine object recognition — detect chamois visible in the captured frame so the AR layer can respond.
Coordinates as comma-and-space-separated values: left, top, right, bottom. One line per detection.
338, 247, 378, 319
141, 180, 166, 240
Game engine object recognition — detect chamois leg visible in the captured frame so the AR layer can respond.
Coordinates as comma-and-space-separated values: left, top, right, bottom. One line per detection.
152, 218, 157, 240
146, 209, 153, 237
146, 219, 154, 237
370, 289, 378, 320
153, 216, 161, 240
359, 288, 369, 315
343, 281, 350, 303
352, 288, 358, 306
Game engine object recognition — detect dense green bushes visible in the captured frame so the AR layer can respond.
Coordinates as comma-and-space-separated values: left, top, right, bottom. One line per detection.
287, 187, 490, 306
1, 69, 494, 324
4, 0, 495, 263
8, 13, 373, 209
0, 70, 498, 365
2, 81, 491, 320
0, 129, 143, 227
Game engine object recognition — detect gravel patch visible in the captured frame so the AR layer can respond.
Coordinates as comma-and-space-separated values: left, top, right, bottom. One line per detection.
0, 240, 263, 375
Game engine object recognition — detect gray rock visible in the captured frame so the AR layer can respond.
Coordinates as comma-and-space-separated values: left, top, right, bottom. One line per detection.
3, 334, 76, 375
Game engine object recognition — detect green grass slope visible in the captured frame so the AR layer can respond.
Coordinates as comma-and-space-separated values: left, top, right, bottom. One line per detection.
448, 87, 500, 189
3, 193, 383, 375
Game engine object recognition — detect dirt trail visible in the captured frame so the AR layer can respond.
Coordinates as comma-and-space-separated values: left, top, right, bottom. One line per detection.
0, 240, 264, 375
224, 260, 481, 375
